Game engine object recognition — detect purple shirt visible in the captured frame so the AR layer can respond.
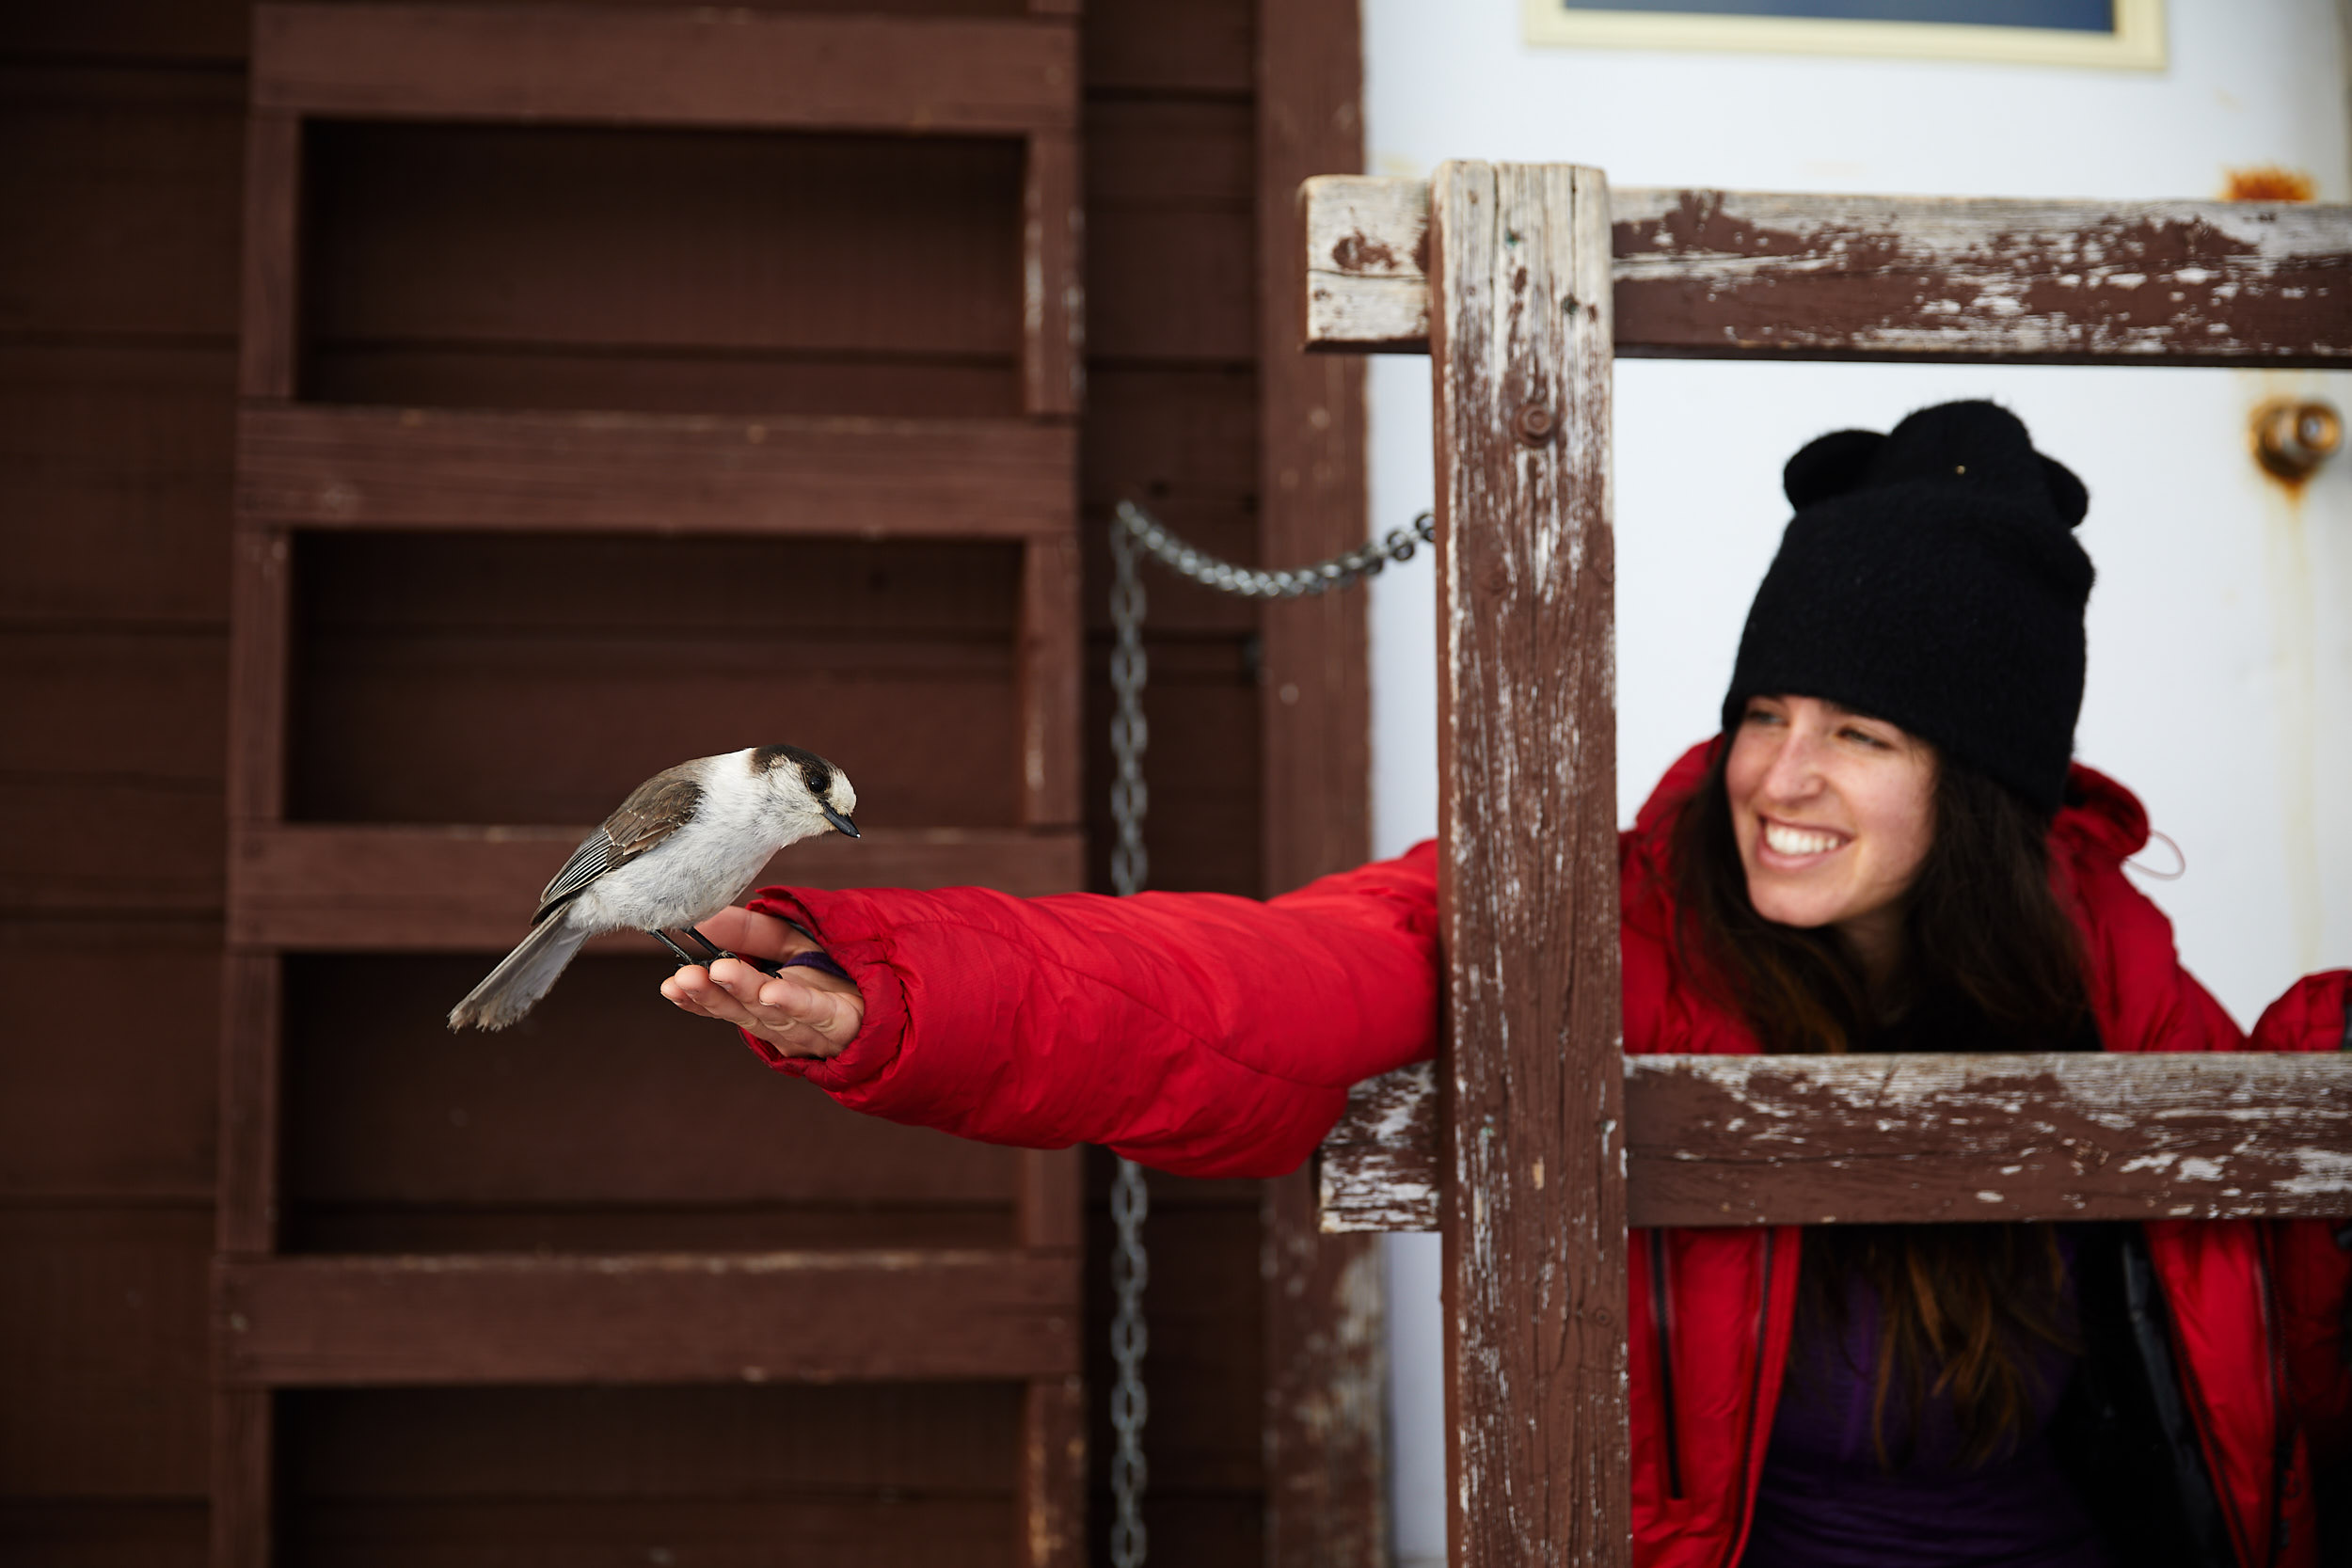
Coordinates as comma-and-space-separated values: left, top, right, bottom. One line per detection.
1740, 1239, 2109, 1568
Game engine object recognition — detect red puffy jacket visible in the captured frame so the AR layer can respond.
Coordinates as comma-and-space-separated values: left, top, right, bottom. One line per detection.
743, 744, 2350, 1568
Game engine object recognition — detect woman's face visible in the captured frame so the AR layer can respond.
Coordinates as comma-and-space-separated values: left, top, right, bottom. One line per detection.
1724, 695, 1937, 973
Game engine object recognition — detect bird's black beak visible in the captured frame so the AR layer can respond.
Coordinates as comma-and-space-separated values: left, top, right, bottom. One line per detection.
823, 805, 860, 838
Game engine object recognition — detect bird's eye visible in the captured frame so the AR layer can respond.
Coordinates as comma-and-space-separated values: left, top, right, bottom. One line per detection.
803, 766, 830, 795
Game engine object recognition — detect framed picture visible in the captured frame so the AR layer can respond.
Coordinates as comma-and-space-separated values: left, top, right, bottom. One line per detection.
1522, 0, 2166, 71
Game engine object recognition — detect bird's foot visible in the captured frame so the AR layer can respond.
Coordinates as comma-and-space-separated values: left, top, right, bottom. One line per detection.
684, 925, 782, 977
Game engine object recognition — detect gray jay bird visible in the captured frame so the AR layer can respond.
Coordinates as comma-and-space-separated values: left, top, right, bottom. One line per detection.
447, 744, 859, 1031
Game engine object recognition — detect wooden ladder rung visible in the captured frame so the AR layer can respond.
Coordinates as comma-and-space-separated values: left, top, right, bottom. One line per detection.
237, 405, 1076, 539
252, 3, 1080, 135
1316, 1053, 2352, 1233
215, 1248, 1082, 1385
227, 823, 1087, 951
1300, 175, 2352, 366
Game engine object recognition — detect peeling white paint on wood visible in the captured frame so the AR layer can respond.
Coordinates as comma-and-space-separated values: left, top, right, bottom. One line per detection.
1319, 1053, 2352, 1231
1303, 175, 2352, 365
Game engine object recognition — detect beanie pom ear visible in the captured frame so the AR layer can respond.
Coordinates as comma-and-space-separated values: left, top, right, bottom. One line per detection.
1783, 429, 1883, 510
2039, 455, 2090, 528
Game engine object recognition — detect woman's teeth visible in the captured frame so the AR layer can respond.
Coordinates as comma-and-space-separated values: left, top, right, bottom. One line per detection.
1763, 823, 1842, 856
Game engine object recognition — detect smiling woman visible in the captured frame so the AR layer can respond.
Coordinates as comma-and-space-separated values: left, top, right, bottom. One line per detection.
660, 399, 2350, 1568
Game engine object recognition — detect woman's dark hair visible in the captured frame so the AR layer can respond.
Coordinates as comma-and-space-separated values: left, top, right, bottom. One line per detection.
1668, 728, 2093, 1466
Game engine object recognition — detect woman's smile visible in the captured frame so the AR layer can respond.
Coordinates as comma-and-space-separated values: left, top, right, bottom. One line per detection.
1756, 818, 1851, 862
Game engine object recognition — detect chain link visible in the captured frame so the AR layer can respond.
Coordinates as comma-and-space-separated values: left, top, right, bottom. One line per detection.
1104, 497, 1434, 1568
1113, 499, 1436, 601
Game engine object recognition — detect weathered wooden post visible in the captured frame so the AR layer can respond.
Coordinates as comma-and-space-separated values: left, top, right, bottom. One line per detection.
1428, 161, 1628, 1567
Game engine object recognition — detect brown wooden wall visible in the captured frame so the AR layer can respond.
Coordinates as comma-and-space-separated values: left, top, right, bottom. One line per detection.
0, 0, 1365, 1563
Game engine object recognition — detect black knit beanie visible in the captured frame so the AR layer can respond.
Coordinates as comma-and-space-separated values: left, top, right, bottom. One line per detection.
1721, 401, 2094, 816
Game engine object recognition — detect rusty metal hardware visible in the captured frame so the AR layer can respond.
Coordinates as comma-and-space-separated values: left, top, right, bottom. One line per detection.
2253, 399, 2342, 483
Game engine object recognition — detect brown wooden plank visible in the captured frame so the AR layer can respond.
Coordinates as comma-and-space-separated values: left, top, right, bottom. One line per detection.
1254, 2, 1384, 1561
252, 4, 1078, 133
1019, 536, 1084, 828
1081, 1185, 1267, 1494
1319, 1054, 2352, 1230
216, 952, 283, 1258
0, 1500, 207, 1568
0, 930, 220, 1201
1023, 131, 1085, 416
279, 951, 1022, 1212
0, 344, 236, 628
0, 1207, 212, 1498
237, 404, 1073, 538
288, 1206, 1018, 1257
215, 1250, 1081, 1385
1080, 643, 1263, 896
1083, 0, 1250, 95
0, 65, 244, 342
1313, 1062, 1438, 1234
280, 1497, 1019, 1568
0, 2, 247, 64
230, 824, 1084, 950
302, 120, 1024, 367
212, 1391, 272, 1568
1084, 99, 1256, 364
1305, 177, 2352, 365
239, 113, 301, 400
1261, 1171, 1386, 1565
303, 344, 1022, 422
1430, 161, 1627, 1567
224, 526, 290, 826
279, 1382, 1024, 1497
1019, 1150, 1085, 1252
1019, 1376, 1086, 1568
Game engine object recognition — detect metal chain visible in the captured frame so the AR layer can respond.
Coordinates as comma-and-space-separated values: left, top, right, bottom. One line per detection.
1103, 498, 1435, 1568
1113, 498, 1436, 600
1106, 515, 1152, 1568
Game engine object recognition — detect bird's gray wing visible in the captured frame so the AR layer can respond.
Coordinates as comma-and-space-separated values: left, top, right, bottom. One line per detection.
531, 768, 704, 925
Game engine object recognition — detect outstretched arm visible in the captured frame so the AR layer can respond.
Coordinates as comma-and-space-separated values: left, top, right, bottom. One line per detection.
661, 845, 1443, 1180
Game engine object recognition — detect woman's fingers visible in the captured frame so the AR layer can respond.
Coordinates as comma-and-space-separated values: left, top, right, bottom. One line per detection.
660, 957, 860, 1058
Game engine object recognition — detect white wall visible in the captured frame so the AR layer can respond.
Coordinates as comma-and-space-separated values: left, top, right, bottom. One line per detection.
1359, 6, 2352, 1561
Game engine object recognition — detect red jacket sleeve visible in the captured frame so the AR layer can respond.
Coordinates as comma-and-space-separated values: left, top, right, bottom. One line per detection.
735, 844, 1442, 1179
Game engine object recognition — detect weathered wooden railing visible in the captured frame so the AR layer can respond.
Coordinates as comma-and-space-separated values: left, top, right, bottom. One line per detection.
1297, 166, 2352, 1568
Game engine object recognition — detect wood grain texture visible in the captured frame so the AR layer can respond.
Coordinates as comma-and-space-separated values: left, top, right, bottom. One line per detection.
1305, 177, 2352, 365
229, 824, 1086, 950
1429, 161, 1627, 1568
1318, 1055, 2352, 1231
215, 1250, 1080, 1385
237, 405, 1074, 538
1262, 1172, 1387, 1568
216, 953, 283, 1257
212, 1391, 272, 1568
1023, 131, 1085, 416
1019, 534, 1084, 827
302, 119, 1024, 367
238, 113, 300, 400
1254, 2, 1386, 1562
252, 4, 1079, 134
1019, 1376, 1086, 1568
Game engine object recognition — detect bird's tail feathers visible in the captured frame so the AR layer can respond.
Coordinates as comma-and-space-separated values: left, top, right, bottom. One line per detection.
447, 915, 590, 1031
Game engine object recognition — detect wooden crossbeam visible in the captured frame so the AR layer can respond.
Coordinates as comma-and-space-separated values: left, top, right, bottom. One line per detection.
252, 4, 1079, 135
228, 824, 1085, 951
215, 1249, 1080, 1385
238, 405, 1075, 539
1319, 1054, 2352, 1232
1302, 176, 2352, 366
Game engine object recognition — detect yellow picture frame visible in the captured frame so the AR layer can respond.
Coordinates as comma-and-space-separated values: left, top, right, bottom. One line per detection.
1521, 0, 2166, 71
